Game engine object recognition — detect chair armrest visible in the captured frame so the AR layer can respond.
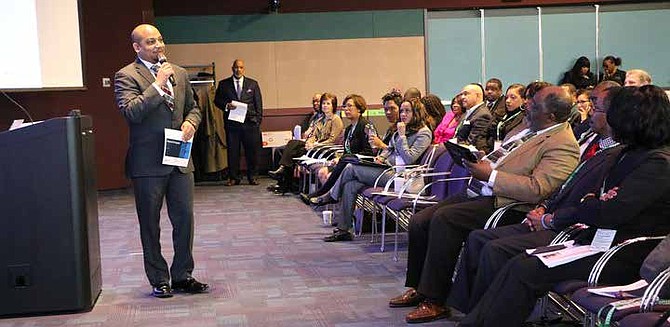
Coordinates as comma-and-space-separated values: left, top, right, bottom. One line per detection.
641, 267, 670, 312
550, 223, 590, 245
410, 177, 472, 213
588, 236, 666, 287
483, 202, 530, 229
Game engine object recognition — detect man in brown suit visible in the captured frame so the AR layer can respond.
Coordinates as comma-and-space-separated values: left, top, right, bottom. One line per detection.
388, 86, 580, 323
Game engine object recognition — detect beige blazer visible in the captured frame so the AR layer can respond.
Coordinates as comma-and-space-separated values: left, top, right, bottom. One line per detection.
493, 122, 580, 208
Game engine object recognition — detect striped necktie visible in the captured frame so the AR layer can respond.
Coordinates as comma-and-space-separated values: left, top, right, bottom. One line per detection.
151, 64, 174, 111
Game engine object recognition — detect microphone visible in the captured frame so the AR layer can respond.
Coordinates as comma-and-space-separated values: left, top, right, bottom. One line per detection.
157, 55, 176, 86
2, 91, 35, 123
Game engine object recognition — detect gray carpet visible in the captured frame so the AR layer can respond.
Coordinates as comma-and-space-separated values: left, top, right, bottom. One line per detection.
0, 178, 458, 326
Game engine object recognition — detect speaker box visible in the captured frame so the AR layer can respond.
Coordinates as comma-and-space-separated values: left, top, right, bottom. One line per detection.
0, 114, 102, 317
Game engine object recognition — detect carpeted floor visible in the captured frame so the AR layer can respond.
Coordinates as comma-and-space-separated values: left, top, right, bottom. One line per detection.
0, 178, 459, 327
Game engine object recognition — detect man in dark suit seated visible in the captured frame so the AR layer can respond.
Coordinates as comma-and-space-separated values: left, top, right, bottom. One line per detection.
459, 85, 670, 327
447, 81, 623, 315
114, 24, 208, 298
454, 83, 494, 154
214, 59, 263, 186
388, 86, 580, 323
484, 78, 507, 124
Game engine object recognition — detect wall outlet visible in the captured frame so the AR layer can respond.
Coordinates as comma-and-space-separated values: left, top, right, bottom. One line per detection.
102, 77, 111, 88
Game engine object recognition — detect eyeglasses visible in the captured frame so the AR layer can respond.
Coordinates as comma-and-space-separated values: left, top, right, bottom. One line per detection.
576, 100, 590, 104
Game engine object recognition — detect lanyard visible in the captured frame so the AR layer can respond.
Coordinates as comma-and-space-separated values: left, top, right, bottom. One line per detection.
496, 110, 523, 140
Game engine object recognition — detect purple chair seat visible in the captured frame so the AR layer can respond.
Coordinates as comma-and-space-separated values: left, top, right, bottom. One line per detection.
619, 312, 670, 327
361, 187, 384, 199
553, 279, 588, 295
571, 287, 646, 322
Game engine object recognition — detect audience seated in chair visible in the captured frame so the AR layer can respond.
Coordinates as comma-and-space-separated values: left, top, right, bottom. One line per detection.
268, 92, 343, 194
489, 83, 526, 148
625, 69, 653, 87
420, 93, 446, 132
388, 84, 580, 324
302, 94, 375, 199
446, 81, 623, 317
453, 83, 494, 154
303, 91, 401, 202
314, 98, 433, 242
560, 56, 597, 90
459, 85, 670, 327
433, 95, 464, 144
484, 78, 507, 124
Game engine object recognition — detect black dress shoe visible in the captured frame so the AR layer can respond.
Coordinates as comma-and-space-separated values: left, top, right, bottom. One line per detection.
248, 179, 260, 185
152, 283, 173, 298
310, 193, 337, 206
323, 230, 353, 242
172, 278, 209, 294
224, 179, 241, 186
268, 165, 285, 180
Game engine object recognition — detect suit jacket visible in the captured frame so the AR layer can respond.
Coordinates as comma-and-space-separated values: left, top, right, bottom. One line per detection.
567, 146, 670, 244
307, 115, 344, 145
487, 96, 507, 124
546, 145, 624, 228
343, 117, 374, 156
114, 58, 202, 178
456, 102, 493, 153
213, 75, 263, 125
493, 122, 580, 208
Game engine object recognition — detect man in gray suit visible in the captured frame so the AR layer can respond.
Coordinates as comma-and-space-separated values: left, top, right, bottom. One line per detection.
114, 24, 208, 298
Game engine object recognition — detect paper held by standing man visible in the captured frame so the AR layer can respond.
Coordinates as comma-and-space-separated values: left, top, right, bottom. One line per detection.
228, 100, 248, 123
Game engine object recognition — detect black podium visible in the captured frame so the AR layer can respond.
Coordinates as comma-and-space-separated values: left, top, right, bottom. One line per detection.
0, 114, 102, 317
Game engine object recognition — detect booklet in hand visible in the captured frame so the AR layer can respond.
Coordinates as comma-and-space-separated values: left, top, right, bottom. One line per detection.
444, 141, 479, 166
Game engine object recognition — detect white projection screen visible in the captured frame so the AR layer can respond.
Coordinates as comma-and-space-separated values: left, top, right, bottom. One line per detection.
0, 0, 84, 90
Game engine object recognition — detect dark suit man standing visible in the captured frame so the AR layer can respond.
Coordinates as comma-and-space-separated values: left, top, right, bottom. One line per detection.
214, 59, 263, 186
114, 24, 208, 298
454, 84, 494, 153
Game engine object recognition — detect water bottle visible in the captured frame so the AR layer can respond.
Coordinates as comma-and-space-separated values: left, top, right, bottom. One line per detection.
366, 123, 378, 150
293, 125, 301, 140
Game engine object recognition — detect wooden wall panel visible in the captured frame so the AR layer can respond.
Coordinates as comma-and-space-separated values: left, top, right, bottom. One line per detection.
166, 36, 426, 110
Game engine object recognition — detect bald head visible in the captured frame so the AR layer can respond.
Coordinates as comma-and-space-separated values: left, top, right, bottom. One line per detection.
459, 84, 484, 110
130, 24, 164, 63
232, 59, 245, 79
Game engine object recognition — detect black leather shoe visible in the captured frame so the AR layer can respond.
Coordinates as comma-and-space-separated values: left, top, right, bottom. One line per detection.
225, 179, 241, 186
152, 283, 173, 298
310, 194, 337, 206
268, 165, 285, 180
172, 278, 209, 294
248, 179, 260, 185
323, 230, 353, 242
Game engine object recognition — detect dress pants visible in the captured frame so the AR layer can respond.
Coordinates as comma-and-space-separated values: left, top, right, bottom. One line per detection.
132, 168, 195, 286
226, 121, 261, 182
447, 224, 556, 313
330, 164, 392, 231
279, 139, 306, 167
460, 252, 641, 327
312, 160, 348, 197
409, 195, 497, 302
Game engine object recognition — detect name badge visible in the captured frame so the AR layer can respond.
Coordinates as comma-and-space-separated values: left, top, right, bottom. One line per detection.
590, 229, 617, 252
463, 120, 471, 126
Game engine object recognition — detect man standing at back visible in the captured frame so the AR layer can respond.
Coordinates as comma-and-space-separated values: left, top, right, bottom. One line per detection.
214, 59, 263, 186
114, 24, 208, 298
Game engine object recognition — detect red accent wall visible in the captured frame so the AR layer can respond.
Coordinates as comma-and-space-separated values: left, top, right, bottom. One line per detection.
154, 0, 634, 16
0, 0, 154, 190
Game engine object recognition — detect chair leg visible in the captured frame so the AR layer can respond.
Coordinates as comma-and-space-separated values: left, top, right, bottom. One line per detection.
380, 207, 387, 252
370, 202, 378, 243
393, 212, 399, 262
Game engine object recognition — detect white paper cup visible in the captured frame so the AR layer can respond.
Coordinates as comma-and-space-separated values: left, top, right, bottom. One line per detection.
322, 210, 333, 226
